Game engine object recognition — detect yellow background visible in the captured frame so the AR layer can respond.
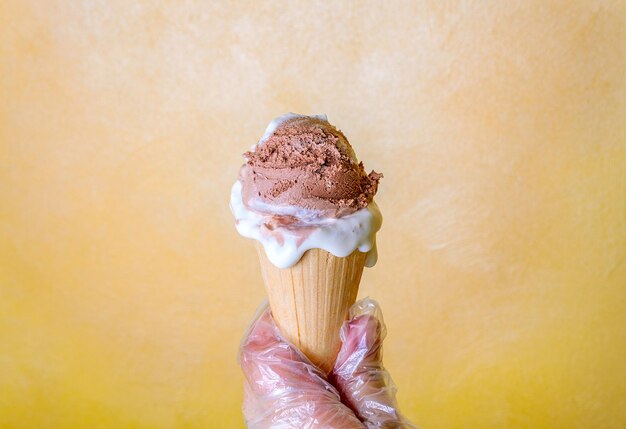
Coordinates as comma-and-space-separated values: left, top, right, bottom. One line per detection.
1, 1, 625, 428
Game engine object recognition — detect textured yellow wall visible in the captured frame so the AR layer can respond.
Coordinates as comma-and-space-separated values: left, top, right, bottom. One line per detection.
1, 1, 625, 428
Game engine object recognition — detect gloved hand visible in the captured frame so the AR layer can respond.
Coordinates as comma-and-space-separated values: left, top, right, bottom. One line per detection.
239, 298, 416, 428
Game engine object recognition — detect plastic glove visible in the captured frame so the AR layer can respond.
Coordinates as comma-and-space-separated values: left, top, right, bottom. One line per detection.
239, 298, 416, 428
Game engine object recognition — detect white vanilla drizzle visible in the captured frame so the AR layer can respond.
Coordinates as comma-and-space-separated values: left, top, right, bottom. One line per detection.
230, 180, 382, 269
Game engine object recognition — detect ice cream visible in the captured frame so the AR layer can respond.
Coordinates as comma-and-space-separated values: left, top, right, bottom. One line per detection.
241, 115, 381, 218
230, 113, 383, 373
231, 113, 383, 268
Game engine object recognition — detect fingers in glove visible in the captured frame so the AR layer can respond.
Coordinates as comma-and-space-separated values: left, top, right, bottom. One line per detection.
240, 307, 365, 429
331, 298, 416, 429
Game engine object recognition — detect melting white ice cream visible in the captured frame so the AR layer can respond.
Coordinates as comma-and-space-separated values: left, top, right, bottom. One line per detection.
230, 180, 382, 269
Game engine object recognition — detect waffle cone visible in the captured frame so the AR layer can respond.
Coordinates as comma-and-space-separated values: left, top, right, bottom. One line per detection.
255, 243, 367, 374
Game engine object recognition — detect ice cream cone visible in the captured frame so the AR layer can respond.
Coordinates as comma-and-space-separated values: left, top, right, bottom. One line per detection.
232, 115, 382, 373
255, 243, 367, 374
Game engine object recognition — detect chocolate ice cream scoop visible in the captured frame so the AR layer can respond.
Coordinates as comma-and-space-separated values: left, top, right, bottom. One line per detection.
240, 115, 382, 219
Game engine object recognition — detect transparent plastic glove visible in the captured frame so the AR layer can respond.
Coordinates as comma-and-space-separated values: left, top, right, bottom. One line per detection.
239, 298, 416, 429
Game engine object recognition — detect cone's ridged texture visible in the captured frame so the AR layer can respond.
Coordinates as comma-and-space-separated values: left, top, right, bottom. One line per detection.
256, 244, 366, 373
